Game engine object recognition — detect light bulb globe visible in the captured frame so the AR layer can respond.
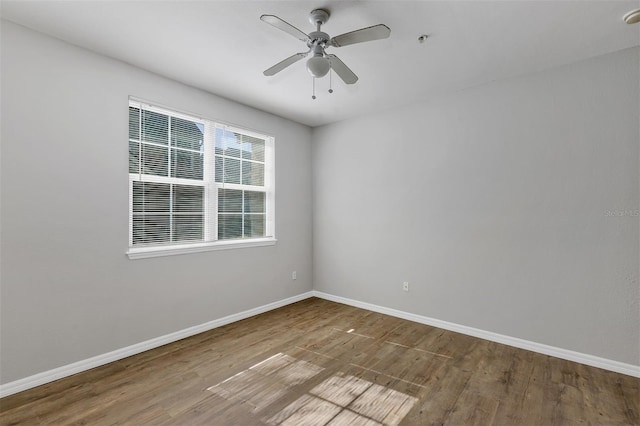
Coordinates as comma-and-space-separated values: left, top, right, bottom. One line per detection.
306, 56, 331, 78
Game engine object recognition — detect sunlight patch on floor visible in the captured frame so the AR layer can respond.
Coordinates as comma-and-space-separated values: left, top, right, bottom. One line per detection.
208, 353, 418, 425
207, 353, 324, 412
267, 372, 417, 426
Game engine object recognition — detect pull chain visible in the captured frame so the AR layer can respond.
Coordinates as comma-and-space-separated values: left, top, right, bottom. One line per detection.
328, 69, 333, 94
312, 77, 316, 100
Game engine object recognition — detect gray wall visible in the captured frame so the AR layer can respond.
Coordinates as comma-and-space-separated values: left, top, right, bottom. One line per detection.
312, 47, 640, 366
1, 21, 313, 384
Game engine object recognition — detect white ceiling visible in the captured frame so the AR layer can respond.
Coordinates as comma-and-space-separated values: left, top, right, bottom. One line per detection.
2, 1, 639, 127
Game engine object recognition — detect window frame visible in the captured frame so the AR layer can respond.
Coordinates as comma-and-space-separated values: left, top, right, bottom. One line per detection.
126, 99, 276, 260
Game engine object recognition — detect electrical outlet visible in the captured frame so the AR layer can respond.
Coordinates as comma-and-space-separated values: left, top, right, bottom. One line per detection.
292, 271, 297, 280
403, 281, 409, 292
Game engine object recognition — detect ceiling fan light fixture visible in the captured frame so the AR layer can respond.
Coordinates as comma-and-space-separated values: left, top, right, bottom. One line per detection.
306, 55, 331, 78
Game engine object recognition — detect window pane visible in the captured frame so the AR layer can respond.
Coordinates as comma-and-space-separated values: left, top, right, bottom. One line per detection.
171, 148, 203, 180
215, 128, 241, 158
218, 189, 242, 213
141, 110, 168, 144
241, 135, 265, 162
173, 214, 203, 241
244, 214, 265, 238
215, 155, 223, 183
171, 117, 204, 151
133, 181, 170, 213
215, 128, 224, 155
173, 185, 203, 212
141, 143, 168, 177
219, 214, 242, 240
224, 157, 241, 184
242, 161, 264, 186
132, 215, 170, 245
129, 141, 139, 174
129, 107, 140, 140
244, 191, 265, 213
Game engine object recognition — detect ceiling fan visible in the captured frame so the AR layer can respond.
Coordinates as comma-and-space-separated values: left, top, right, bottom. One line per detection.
260, 9, 391, 86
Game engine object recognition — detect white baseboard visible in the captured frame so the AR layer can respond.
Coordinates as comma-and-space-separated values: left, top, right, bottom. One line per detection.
2, 289, 637, 398
311, 291, 640, 378
0, 291, 314, 398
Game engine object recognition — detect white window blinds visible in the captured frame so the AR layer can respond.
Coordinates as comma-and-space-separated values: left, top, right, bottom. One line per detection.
128, 100, 274, 252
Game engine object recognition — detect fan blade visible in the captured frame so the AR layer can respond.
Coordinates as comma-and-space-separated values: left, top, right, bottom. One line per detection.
263, 52, 308, 76
327, 54, 358, 84
330, 24, 390, 47
260, 15, 309, 42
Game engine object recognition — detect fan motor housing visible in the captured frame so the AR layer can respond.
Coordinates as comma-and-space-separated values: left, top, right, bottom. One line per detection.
307, 31, 330, 47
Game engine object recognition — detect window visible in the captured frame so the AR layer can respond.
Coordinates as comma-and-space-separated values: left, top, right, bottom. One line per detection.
127, 100, 275, 259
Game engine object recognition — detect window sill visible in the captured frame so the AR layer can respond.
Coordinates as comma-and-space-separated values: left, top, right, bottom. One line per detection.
127, 237, 277, 260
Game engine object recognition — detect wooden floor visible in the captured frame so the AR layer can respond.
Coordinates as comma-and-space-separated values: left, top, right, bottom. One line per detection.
1, 298, 638, 425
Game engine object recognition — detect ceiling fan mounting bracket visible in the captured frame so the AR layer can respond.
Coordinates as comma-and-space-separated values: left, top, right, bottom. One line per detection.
309, 9, 330, 26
